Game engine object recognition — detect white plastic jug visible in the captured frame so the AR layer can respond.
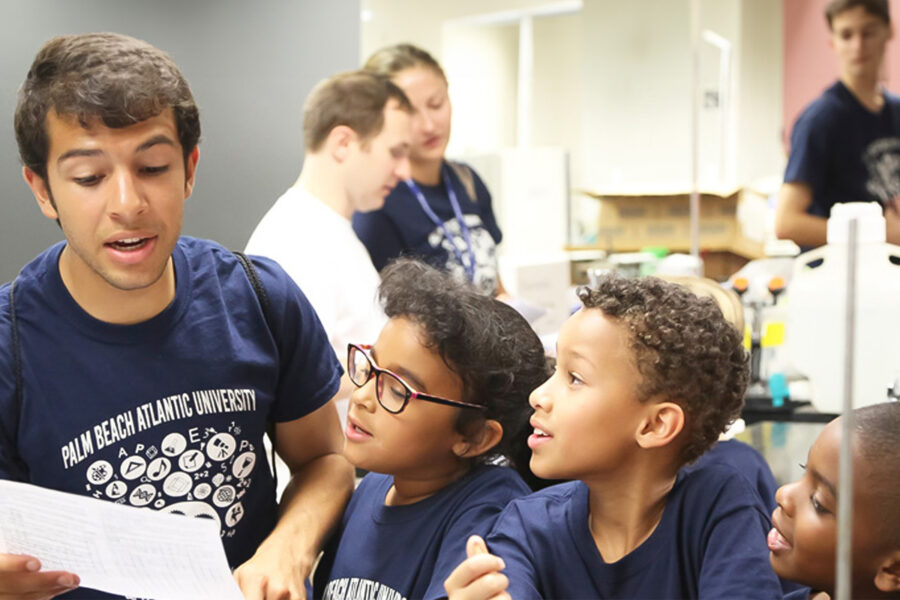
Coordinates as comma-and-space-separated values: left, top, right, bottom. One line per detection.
787, 203, 900, 413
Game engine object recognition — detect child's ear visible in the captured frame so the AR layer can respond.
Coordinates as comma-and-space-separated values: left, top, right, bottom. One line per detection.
874, 550, 900, 593
452, 419, 503, 459
635, 401, 684, 449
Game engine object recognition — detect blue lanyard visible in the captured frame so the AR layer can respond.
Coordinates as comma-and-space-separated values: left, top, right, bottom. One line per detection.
404, 165, 476, 282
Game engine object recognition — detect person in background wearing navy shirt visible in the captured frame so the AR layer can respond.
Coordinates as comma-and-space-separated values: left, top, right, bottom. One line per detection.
776, 0, 900, 248
0, 33, 353, 600
313, 259, 549, 600
445, 275, 787, 600
354, 44, 508, 298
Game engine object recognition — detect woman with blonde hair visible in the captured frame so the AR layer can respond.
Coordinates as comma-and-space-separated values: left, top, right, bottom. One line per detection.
354, 44, 507, 297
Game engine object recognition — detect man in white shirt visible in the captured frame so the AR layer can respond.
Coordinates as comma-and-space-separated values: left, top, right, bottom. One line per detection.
246, 71, 412, 426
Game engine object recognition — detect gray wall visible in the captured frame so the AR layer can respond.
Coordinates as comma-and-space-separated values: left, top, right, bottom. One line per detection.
0, 0, 360, 283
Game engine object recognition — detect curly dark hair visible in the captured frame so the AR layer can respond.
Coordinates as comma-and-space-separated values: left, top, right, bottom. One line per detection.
15, 33, 200, 182
378, 258, 550, 489
578, 275, 749, 465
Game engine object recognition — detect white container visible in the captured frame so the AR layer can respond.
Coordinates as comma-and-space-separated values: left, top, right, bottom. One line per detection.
656, 253, 704, 278
787, 203, 900, 412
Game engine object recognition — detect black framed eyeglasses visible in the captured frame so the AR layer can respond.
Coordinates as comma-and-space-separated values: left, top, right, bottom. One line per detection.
347, 343, 486, 414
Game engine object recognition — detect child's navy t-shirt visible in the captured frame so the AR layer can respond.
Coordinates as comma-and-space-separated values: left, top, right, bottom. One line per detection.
485, 460, 784, 599
314, 465, 529, 600
695, 439, 778, 511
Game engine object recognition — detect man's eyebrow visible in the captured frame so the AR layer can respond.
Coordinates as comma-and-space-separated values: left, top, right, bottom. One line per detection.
136, 134, 176, 153
57, 148, 102, 164
56, 135, 176, 165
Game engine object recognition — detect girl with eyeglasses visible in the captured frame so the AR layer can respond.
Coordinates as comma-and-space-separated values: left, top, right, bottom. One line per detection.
313, 258, 549, 600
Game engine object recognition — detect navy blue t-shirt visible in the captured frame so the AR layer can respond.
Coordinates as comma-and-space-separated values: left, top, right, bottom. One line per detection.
485, 461, 784, 599
0, 237, 342, 599
695, 439, 778, 512
314, 465, 530, 600
693, 440, 810, 599
352, 162, 503, 296
784, 80, 900, 219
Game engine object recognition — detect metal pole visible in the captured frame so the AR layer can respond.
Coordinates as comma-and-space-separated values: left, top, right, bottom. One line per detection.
689, 0, 700, 258
516, 15, 533, 148
835, 218, 858, 600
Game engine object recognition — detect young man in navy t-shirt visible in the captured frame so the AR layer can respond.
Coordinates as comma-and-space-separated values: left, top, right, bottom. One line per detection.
776, 0, 900, 248
445, 276, 791, 600
0, 33, 353, 600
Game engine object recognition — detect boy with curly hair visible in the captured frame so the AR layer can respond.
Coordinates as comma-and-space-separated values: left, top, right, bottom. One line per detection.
445, 275, 785, 599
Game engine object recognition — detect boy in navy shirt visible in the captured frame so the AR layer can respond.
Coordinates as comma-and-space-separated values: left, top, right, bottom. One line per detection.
445, 275, 784, 599
776, 0, 900, 248
769, 402, 900, 599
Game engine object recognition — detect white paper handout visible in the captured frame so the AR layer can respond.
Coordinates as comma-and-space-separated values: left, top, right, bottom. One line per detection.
0, 480, 244, 600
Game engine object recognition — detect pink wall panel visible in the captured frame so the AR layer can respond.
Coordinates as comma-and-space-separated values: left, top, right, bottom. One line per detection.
782, 0, 900, 149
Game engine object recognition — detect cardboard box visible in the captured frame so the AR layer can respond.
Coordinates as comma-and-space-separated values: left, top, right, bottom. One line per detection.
580, 187, 746, 253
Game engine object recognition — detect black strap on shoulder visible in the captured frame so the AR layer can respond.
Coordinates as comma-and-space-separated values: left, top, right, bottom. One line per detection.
234, 251, 273, 326
232, 251, 279, 492
6, 277, 30, 480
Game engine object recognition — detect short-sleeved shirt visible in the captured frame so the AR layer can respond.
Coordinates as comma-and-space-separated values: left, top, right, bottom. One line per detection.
693, 440, 810, 598
245, 186, 386, 357
485, 461, 785, 599
695, 439, 778, 511
784, 80, 900, 220
314, 465, 530, 600
0, 237, 342, 599
352, 162, 503, 296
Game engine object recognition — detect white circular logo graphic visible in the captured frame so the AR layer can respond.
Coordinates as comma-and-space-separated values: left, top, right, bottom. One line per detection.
193, 483, 212, 500
161, 501, 221, 529
163, 472, 193, 498
105, 480, 127, 499
147, 457, 172, 482
225, 502, 245, 527
161, 433, 188, 457
178, 449, 205, 473
206, 433, 237, 462
232, 452, 256, 478
129, 483, 156, 507
212, 485, 237, 508
120, 456, 147, 481
87, 460, 114, 485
